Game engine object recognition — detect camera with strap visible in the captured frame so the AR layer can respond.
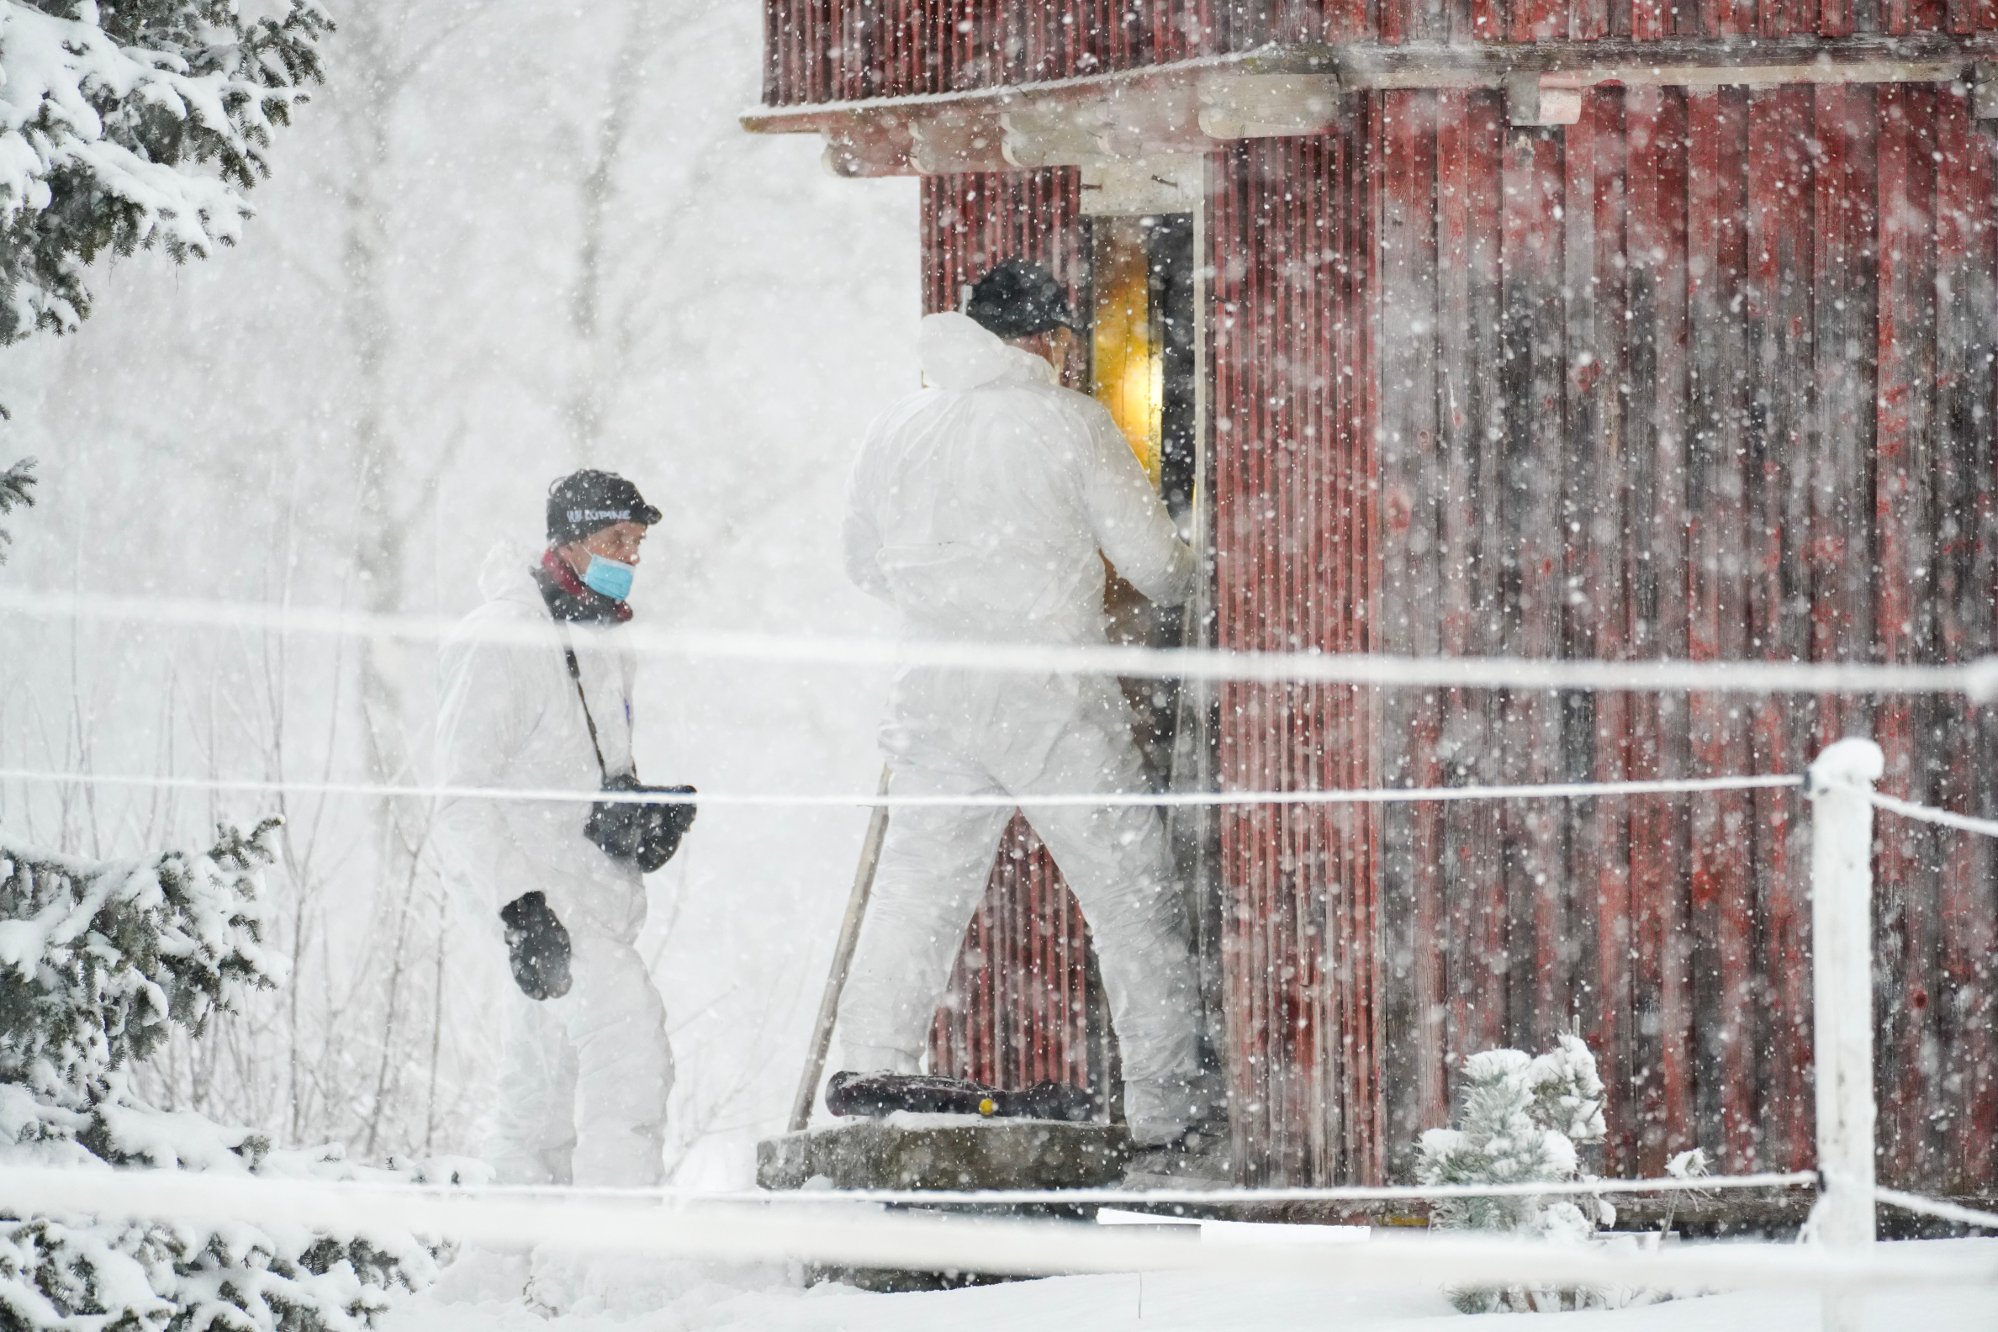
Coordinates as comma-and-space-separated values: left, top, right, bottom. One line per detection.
562, 638, 698, 873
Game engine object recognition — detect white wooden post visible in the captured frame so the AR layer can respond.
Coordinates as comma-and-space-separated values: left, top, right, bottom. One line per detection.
1805, 737, 1883, 1331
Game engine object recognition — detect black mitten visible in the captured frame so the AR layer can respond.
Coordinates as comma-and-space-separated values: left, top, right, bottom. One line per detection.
586, 778, 698, 872
635, 786, 698, 872
498, 891, 572, 1000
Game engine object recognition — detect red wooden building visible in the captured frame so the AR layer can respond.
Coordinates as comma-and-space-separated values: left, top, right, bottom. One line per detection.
749, 4, 1998, 1199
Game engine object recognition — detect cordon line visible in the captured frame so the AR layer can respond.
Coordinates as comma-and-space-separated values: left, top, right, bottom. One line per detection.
0, 768, 1804, 810
1874, 1186, 1998, 1231
1863, 790, 1998, 843
5, 587, 1996, 697
480, 1168, 1818, 1209
0, 1165, 1990, 1293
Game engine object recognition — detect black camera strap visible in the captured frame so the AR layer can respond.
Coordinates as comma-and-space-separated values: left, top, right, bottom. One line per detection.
559, 632, 612, 784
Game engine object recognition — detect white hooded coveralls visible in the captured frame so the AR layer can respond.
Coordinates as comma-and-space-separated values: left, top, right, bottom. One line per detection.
838, 311, 1205, 1143
432, 552, 672, 1186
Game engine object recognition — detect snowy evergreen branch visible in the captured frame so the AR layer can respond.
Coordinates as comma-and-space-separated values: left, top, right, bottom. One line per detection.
0, 0, 331, 344
0, 817, 283, 1104
0, 822, 465, 1331
0, 457, 34, 561
1415, 1033, 1614, 1314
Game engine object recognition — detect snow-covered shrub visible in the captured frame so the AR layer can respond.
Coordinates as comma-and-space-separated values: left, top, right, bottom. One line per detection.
0, 0, 330, 344
0, 820, 457, 1331
1416, 1032, 1612, 1314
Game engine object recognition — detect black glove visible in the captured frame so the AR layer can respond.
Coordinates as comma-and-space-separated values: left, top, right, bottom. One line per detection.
634, 784, 697, 872
585, 777, 698, 873
498, 891, 572, 1001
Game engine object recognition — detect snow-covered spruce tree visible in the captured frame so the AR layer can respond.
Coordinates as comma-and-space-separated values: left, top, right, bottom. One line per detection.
0, 457, 34, 561
0, 820, 458, 1331
1415, 1032, 1612, 1314
0, 0, 329, 344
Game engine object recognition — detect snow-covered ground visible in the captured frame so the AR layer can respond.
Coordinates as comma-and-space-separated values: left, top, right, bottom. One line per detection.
397, 1241, 1997, 1332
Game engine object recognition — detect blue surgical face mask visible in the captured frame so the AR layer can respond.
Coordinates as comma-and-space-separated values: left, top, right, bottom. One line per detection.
580, 554, 635, 601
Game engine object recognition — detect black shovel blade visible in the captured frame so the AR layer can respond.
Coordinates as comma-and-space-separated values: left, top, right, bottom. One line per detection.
826, 1070, 1095, 1122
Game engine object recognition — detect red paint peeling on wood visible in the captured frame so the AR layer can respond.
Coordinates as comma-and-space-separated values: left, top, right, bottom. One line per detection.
1357, 82, 1991, 1192
1744, 86, 1816, 1170
1932, 95, 1998, 1191
1211, 125, 1382, 1185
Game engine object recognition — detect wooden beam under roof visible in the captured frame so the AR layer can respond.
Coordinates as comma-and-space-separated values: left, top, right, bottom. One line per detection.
745, 36, 1998, 175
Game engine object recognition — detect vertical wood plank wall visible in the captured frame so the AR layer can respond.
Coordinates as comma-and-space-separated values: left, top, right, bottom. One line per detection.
763, 0, 1998, 106
917, 170, 1111, 1095
877, 45, 1998, 1196
1210, 127, 1386, 1185
927, 819, 1105, 1094
1371, 85, 1998, 1196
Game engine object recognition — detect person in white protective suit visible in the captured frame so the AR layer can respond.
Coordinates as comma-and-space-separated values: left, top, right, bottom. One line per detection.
433, 469, 694, 1190
837, 259, 1212, 1152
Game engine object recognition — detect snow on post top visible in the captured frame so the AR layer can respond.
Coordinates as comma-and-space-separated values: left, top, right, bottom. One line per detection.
1807, 737, 1885, 793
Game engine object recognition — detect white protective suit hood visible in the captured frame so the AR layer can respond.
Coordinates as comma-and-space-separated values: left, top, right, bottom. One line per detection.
917, 310, 1042, 392
476, 539, 540, 602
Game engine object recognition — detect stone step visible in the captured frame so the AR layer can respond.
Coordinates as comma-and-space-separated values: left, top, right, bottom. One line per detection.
757, 1117, 1135, 1291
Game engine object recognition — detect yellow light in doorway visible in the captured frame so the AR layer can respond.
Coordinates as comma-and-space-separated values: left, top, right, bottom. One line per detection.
1091, 218, 1164, 484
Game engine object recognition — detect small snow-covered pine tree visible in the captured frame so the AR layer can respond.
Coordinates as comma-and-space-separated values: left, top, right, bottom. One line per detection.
0, 0, 330, 344
0, 819, 461, 1331
1415, 1032, 1612, 1314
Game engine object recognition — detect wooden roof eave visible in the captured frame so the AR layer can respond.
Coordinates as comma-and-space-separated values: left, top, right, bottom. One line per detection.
740, 45, 1333, 176
743, 37, 1998, 176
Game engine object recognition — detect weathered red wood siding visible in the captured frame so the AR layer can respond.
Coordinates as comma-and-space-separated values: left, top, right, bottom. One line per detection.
880, 65, 1998, 1196
763, 0, 1998, 106
916, 169, 1111, 1095
1371, 84, 1998, 1196
928, 817, 1106, 1092
1210, 127, 1386, 1185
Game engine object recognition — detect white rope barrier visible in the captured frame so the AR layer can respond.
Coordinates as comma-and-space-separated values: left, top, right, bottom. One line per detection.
259, 1168, 1811, 1209
692, 1170, 1819, 1210
0, 1165, 1990, 1293
6, 587, 1997, 697
0, 767, 1803, 810
1863, 790, 1998, 842
1874, 1186, 1998, 1231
